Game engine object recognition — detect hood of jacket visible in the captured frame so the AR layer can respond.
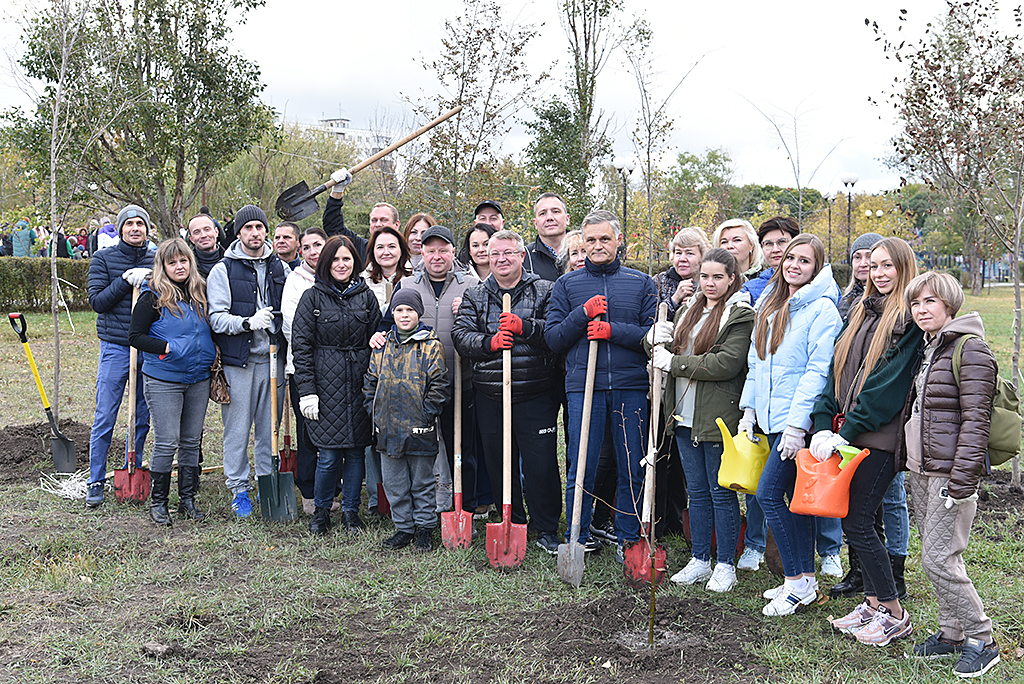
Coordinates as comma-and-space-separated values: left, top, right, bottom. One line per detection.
223, 239, 273, 262
930, 311, 986, 349
759, 263, 840, 314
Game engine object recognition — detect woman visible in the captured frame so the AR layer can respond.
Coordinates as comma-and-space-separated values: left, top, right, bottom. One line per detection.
557, 230, 586, 274
459, 222, 496, 281
362, 226, 412, 312
713, 218, 764, 281
128, 238, 216, 527
735, 235, 843, 615
839, 232, 884, 320
810, 237, 923, 646
902, 272, 1000, 677
403, 212, 436, 270
292, 236, 383, 535
648, 248, 754, 593
656, 226, 711, 320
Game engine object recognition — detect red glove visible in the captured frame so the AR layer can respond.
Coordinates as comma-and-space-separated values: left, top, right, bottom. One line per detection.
587, 320, 611, 340
499, 312, 523, 335
489, 329, 514, 351
582, 295, 607, 318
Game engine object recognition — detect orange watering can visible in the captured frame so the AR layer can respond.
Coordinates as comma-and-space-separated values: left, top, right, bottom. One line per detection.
715, 418, 770, 495
789, 446, 870, 518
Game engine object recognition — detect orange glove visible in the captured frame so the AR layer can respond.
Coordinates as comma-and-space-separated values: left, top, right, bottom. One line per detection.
582, 295, 607, 318
499, 312, 523, 335
489, 329, 514, 351
587, 320, 611, 340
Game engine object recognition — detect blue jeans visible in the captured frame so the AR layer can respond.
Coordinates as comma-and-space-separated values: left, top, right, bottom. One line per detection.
142, 375, 209, 473
89, 341, 150, 485
565, 389, 647, 544
756, 433, 815, 576
744, 494, 767, 553
675, 427, 739, 565
883, 471, 910, 556
315, 447, 364, 512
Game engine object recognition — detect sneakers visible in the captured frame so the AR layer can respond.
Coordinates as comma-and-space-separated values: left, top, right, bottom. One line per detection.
670, 557, 712, 585
829, 601, 876, 635
615, 542, 625, 564
912, 632, 965, 659
582, 537, 603, 554
86, 482, 104, 508
383, 531, 415, 550
706, 563, 737, 592
414, 527, 433, 553
473, 504, 495, 521
821, 554, 843, 577
536, 532, 560, 555
589, 519, 617, 542
953, 638, 1000, 678
762, 579, 819, 616
737, 547, 764, 571
763, 583, 786, 600
854, 605, 912, 646
231, 491, 253, 518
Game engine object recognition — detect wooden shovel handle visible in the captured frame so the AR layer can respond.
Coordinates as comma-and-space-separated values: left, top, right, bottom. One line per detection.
569, 316, 601, 544
127, 286, 140, 474
502, 293, 512, 509
642, 303, 669, 525
453, 355, 462, 496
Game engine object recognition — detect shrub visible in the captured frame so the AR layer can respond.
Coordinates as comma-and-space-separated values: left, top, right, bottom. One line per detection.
0, 257, 92, 312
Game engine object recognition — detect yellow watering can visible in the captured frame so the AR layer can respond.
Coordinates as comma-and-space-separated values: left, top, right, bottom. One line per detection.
789, 446, 871, 518
715, 417, 770, 495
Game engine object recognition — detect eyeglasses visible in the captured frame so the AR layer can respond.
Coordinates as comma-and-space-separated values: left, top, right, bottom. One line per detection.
488, 250, 521, 260
762, 238, 791, 250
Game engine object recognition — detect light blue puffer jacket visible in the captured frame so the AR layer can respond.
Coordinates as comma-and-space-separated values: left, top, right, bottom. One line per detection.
739, 264, 843, 434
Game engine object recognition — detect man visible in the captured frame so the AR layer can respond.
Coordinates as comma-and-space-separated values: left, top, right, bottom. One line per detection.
11, 219, 36, 258
474, 200, 504, 232
207, 205, 290, 517
525, 193, 570, 281
273, 221, 302, 270
186, 213, 225, 278
452, 229, 563, 553
741, 216, 800, 304
323, 167, 399, 265
85, 204, 155, 507
545, 209, 657, 560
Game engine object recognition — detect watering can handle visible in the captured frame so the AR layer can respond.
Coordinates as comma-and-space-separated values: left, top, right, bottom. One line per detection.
9, 312, 27, 342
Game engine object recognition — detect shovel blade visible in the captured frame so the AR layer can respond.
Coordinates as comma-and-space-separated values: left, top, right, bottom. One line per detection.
440, 509, 473, 550
275, 181, 320, 222
376, 482, 392, 518
258, 472, 298, 522
113, 463, 150, 504
556, 541, 586, 587
485, 519, 528, 568
279, 437, 297, 476
622, 539, 668, 589
50, 435, 76, 474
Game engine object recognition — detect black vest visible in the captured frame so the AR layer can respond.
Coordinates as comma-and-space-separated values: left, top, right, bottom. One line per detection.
213, 255, 287, 367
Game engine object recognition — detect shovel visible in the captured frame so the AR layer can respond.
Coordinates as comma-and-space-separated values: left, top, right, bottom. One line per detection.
8, 313, 76, 473
279, 384, 297, 475
557, 316, 601, 586
275, 106, 464, 221
441, 355, 473, 549
486, 293, 528, 568
624, 303, 669, 588
114, 287, 151, 503
259, 340, 298, 521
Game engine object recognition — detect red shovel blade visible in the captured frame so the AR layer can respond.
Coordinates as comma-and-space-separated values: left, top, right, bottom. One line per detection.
622, 538, 668, 589
376, 482, 392, 518
113, 455, 150, 504
441, 494, 473, 550
485, 504, 527, 568
279, 436, 297, 476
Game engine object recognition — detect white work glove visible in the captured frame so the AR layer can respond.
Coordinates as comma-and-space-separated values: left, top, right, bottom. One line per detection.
810, 430, 847, 462
944, 490, 979, 509
299, 395, 320, 421
778, 426, 807, 461
330, 168, 353, 189
247, 306, 274, 331
737, 408, 757, 442
122, 267, 152, 288
651, 346, 674, 373
645, 321, 675, 347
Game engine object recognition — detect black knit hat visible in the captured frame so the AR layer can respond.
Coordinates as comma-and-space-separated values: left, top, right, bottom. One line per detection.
389, 289, 424, 317
234, 205, 268, 231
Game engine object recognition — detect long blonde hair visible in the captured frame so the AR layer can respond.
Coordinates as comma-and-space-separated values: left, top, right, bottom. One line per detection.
754, 235, 825, 360
832, 237, 917, 397
150, 238, 208, 321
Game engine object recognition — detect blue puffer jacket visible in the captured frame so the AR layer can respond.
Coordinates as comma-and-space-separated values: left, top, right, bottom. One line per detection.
138, 286, 217, 385
88, 239, 156, 345
739, 264, 843, 434
545, 258, 658, 393
740, 267, 774, 306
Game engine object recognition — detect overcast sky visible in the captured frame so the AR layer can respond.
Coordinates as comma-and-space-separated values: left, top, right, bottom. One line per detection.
1, 1, 976, 195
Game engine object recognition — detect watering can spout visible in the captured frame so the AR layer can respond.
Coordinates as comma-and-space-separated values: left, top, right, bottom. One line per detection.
716, 417, 737, 459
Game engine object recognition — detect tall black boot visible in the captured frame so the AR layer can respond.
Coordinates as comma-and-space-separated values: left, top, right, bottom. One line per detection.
309, 507, 332, 535
890, 553, 908, 601
177, 466, 205, 521
149, 471, 172, 527
830, 545, 863, 598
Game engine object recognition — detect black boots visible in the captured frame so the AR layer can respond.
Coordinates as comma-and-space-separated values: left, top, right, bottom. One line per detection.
177, 466, 205, 521
149, 471, 172, 527
414, 526, 433, 553
309, 507, 332, 535
830, 545, 863, 598
341, 510, 366, 532
890, 553, 908, 601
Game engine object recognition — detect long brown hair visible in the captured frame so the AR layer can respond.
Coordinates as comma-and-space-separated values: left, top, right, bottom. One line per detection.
673, 248, 741, 355
150, 238, 208, 321
754, 234, 825, 360
832, 237, 918, 397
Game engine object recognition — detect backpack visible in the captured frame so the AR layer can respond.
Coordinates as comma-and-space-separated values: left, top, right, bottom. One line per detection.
952, 334, 1022, 467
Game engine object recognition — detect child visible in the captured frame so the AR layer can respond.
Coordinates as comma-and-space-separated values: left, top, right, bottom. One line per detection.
364, 289, 449, 552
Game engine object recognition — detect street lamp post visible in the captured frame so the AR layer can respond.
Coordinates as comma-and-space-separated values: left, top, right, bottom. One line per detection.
824, 193, 836, 263
612, 156, 636, 256
841, 173, 859, 262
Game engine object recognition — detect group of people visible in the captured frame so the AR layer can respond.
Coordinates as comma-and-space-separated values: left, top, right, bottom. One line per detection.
82, 171, 1000, 678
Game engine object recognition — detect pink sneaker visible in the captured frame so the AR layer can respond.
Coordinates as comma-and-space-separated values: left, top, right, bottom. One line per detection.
854, 605, 912, 646
829, 601, 876, 635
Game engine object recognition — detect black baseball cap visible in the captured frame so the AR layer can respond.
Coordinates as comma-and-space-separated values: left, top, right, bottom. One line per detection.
473, 200, 502, 217
421, 225, 455, 246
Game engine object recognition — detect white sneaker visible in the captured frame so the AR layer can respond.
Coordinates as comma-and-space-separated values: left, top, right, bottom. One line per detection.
763, 583, 786, 600
706, 563, 738, 593
762, 580, 819, 616
670, 557, 712, 585
737, 547, 764, 571
821, 554, 843, 577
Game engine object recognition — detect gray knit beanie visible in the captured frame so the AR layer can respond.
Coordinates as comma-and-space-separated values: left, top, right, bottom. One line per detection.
234, 205, 268, 231
389, 289, 424, 317
850, 232, 884, 259
116, 204, 151, 235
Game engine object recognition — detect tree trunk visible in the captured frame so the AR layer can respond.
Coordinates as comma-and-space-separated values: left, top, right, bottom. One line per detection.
1012, 219, 1022, 490
968, 242, 984, 295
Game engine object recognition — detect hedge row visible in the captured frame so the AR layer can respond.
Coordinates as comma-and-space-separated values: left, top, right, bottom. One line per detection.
0, 257, 92, 312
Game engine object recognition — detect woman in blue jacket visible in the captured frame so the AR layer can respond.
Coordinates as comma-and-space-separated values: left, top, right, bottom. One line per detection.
129, 238, 217, 526
736, 235, 843, 614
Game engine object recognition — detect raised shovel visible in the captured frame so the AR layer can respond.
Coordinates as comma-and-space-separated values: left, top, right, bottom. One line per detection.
259, 338, 298, 521
441, 355, 473, 549
8, 313, 76, 473
114, 287, 150, 503
557, 315, 601, 586
624, 303, 669, 588
486, 293, 528, 568
279, 384, 297, 476
275, 106, 463, 221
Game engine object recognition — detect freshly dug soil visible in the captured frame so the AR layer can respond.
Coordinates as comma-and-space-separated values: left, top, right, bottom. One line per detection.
0, 420, 91, 482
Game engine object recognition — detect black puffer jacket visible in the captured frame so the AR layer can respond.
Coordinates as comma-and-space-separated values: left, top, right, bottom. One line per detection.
292, 279, 382, 449
452, 272, 555, 402
88, 239, 155, 345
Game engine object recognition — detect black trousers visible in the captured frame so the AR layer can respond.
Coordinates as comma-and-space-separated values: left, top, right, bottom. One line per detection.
288, 375, 317, 499
439, 382, 478, 513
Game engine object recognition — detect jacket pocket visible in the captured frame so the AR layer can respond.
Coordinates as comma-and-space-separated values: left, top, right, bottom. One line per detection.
404, 424, 438, 455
